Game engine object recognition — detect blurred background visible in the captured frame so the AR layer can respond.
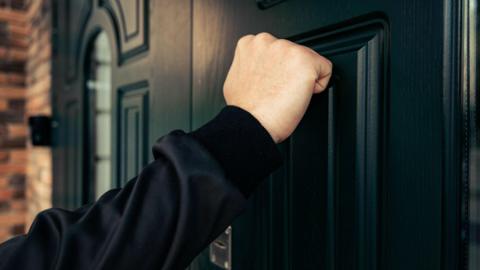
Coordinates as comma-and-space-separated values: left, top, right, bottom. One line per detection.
0, 0, 51, 241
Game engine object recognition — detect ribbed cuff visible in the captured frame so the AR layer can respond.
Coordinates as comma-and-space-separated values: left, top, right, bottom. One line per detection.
190, 106, 283, 196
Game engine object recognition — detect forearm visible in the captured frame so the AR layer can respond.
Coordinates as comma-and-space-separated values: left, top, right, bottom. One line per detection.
0, 106, 282, 270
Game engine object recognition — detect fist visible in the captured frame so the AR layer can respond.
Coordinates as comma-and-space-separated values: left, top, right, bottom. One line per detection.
224, 33, 332, 143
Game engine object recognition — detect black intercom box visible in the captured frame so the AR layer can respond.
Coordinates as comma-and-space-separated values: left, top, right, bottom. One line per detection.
28, 116, 52, 146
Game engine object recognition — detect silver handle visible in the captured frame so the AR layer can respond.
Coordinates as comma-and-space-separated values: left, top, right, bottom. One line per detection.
209, 226, 232, 269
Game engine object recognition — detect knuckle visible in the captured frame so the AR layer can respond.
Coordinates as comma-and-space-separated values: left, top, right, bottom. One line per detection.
324, 57, 333, 67
271, 39, 292, 51
288, 46, 310, 60
322, 57, 333, 72
237, 35, 254, 47
255, 32, 274, 41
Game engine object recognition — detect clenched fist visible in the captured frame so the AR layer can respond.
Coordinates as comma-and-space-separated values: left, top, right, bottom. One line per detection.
224, 32, 332, 143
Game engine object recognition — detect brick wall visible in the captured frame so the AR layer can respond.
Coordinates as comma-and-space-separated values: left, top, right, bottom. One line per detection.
0, 0, 51, 242
25, 0, 51, 229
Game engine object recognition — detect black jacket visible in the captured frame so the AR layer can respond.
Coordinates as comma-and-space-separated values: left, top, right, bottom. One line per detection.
0, 106, 282, 270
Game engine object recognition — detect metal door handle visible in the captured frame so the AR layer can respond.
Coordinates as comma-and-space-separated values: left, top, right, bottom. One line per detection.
209, 226, 232, 269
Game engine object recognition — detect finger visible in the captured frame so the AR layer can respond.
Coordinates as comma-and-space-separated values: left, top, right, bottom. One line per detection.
312, 55, 333, 93
255, 32, 277, 44
236, 34, 255, 53
313, 71, 332, 93
237, 34, 255, 46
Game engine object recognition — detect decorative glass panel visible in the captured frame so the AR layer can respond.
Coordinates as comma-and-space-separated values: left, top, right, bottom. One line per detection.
86, 32, 113, 200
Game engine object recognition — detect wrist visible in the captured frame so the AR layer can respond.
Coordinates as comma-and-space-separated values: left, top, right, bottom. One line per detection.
189, 106, 283, 196
248, 111, 281, 143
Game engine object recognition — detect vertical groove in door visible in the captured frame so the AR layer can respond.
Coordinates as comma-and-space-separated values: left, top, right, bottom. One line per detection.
284, 139, 293, 270
327, 84, 336, 270
285, 140, 292, 270
356, 45, 368, 270
366, 35, 381, 270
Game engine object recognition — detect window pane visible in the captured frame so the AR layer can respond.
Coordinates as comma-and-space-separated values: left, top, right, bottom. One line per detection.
87, 31, 113, 200
95, 159, 112, 200
95, 113, 111, 158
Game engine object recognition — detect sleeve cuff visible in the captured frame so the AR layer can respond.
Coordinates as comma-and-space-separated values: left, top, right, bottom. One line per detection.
189, 106, 283, 196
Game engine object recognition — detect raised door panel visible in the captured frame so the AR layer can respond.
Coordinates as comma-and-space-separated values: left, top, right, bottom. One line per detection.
100, 0, 149, 64
117, 81, 149, 185
287, 19, 385, 270
235, 18, 386, 270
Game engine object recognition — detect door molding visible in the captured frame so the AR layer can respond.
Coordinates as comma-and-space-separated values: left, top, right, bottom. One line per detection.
459, 0, 479, 269
100, 0, 149, 64
65, 0, 93, 82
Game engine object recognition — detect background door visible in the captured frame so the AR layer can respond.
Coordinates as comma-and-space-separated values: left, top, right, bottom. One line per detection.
51, 0, 468, 269
51, 0, 191, 206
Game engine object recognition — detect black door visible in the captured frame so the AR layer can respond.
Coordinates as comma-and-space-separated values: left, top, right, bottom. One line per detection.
51, 0, 473, 269
51, 0, 191, 207
189, 1, 464, 269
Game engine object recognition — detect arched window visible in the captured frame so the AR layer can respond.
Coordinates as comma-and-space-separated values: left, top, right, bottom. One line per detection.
85, 32, 112, 201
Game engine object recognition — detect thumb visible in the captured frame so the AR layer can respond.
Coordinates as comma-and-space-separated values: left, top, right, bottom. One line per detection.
312, 55, 333, 93
313, 72, 333, 93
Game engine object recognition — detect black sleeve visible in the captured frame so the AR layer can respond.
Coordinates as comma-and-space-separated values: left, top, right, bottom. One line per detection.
0, 106, 282, 270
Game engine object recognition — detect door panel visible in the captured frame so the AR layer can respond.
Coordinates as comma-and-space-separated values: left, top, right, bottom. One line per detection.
100, 0, 149, 63
260, 19, 386, 270
297, 20, 384, 270
192, 0, 443, 270
52, 0, 192, 207
118, 81, 149, 185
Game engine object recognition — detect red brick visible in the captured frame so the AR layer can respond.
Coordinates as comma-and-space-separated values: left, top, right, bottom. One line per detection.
0, 8, 29, 24
0, 151, 8, 162
0, 176, 9, 188
0, 99, 7, 110
0, 87, 25, 98
0, 72, 25, 85
9, 200, 26, 211
8, 22, 31, 37
0, 189, 13, 200
0, 212, 25, 226
0, 164, 25, 174
7, 124, 27, 139
1, 35, 29, 48
9, 150, 26, 163
0, 46, 28, 62
0, 135, 26, 148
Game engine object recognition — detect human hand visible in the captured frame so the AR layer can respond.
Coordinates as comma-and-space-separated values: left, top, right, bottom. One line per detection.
223, 32, 332, 143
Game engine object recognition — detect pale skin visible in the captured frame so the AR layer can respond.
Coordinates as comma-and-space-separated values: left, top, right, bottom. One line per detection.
224, 32, 333, 143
